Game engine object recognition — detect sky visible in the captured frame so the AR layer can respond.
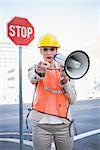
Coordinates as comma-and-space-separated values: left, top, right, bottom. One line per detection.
0, 1, 99, 45
0, 0, 100, 103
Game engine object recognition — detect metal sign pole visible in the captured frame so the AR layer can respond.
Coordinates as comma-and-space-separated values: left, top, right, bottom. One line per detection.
19, 46, 23, 150
7, 16, 34, 150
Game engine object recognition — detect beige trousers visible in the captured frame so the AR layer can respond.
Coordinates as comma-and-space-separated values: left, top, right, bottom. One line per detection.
32, 123, 74, 150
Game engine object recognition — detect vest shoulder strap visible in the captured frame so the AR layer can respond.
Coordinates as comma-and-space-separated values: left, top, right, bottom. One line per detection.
26, 83, 38, 129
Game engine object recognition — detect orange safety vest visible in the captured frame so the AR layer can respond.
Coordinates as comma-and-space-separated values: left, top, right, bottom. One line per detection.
32, 69, 69, 118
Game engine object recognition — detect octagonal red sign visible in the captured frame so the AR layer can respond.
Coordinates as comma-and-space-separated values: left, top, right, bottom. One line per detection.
7, 17, 34, 45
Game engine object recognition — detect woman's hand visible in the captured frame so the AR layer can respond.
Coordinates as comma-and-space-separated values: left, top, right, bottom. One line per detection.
35, 61, 50, 74
59, 64, 70, 85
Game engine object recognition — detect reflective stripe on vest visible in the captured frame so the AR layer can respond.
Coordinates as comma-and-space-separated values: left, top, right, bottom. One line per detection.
44, 86, 62, 94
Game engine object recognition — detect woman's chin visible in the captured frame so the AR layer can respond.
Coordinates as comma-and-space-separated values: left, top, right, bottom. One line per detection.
46, 58, 53, 63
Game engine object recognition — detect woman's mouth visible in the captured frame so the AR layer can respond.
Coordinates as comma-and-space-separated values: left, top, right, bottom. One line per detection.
47, 56, 53, 59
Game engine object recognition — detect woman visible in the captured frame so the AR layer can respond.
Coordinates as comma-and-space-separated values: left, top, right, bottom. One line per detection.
28, 33, 77, 150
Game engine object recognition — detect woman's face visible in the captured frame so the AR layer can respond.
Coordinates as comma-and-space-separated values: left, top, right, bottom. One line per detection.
40, 47, 57, 63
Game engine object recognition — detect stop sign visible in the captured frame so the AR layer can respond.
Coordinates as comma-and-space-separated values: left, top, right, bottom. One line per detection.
7, 17, 34, 45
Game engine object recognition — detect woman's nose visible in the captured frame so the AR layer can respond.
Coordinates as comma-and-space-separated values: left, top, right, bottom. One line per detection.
47, 50, 52, 54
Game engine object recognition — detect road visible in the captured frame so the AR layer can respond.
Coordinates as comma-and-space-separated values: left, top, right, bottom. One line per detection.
0, 99, 100, 150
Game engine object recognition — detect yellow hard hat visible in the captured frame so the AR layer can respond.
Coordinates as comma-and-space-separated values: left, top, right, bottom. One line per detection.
38, 33, 60, 48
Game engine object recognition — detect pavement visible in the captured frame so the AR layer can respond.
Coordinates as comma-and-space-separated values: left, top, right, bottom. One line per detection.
0, 133, 100, 150
0, 99, 100, 150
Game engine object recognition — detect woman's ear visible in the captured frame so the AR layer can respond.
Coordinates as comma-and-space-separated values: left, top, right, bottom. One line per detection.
56, 48, 58, 52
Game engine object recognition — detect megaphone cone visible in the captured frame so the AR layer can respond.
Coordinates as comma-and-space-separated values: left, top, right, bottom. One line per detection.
54, 50, 90, 79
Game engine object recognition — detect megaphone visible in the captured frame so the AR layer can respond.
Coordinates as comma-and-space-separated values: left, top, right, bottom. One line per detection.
54, 50, 90, 79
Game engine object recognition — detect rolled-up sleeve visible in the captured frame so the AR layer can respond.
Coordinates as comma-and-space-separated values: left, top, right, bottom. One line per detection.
28, 65, 45, 84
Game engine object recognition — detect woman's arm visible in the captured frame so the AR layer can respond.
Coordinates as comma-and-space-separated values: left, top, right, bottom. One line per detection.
61, 80, 77, 105
28, 65, 45, 84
